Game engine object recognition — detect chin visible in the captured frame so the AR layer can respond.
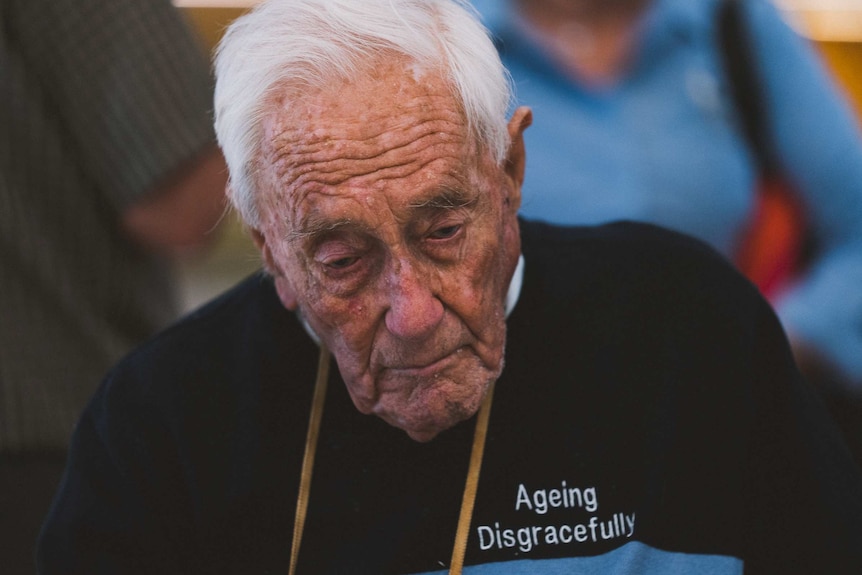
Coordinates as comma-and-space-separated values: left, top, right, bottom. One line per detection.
404, 427, 444, 443
396, 412, 467, 443
377, 407, 464, 443
382, 379, 492, 442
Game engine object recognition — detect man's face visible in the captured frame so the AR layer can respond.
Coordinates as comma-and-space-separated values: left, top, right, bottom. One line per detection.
253, 60, 526, 442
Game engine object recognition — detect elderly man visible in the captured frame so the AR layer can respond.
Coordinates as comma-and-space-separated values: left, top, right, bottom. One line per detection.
38, 0, 862, 573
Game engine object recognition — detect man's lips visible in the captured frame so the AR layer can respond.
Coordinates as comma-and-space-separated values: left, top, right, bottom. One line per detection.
382, 346, 466, 378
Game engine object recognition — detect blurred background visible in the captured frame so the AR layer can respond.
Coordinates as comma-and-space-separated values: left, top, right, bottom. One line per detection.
172, 0, 862, 312
1, 2, 859, 573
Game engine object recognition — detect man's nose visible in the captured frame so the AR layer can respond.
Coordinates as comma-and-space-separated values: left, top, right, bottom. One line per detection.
383, 259, 444, 340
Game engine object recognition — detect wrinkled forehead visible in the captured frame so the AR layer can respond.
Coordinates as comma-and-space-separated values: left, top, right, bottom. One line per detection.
261, 57, 469, 150
268, 68, 465, 149
253, 58, 496, 224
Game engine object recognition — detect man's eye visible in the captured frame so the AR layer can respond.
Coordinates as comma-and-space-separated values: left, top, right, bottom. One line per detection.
325, 256, 359, 270
429, 224, 462, 240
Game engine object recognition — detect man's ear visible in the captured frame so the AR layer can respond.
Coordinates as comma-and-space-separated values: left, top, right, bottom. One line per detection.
504, 106, 532, 211
249, 228, 299, 310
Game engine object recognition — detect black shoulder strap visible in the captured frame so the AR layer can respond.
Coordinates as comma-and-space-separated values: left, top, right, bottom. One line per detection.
717, 0, 778, 175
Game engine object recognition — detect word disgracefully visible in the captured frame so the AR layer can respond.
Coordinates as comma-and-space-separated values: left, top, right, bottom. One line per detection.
476, 481, 636, 554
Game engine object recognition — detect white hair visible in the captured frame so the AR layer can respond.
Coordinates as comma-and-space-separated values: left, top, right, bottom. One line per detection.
213, 0, 513, 228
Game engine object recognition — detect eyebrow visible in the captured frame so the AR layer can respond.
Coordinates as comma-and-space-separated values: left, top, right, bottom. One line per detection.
287, 187, 478, 245
287, 217, 361, 244
407, 187, 477, 211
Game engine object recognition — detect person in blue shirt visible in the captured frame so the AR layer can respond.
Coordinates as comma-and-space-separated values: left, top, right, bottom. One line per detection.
468, 0, 862, 402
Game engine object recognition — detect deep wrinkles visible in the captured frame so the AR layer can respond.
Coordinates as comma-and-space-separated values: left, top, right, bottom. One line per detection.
282, 114, 462, 161
280, 142, 462, 192
266, 113, 466, 187
271, 135, 463, 191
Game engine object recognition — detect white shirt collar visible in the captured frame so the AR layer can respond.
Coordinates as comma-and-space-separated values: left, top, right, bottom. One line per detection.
505, 254, 525, 318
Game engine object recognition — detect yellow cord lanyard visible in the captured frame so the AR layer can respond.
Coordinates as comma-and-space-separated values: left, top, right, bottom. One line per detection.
288, 345, 495, 575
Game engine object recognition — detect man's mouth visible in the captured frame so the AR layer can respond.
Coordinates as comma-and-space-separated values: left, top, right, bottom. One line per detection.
384, 346, 466, 378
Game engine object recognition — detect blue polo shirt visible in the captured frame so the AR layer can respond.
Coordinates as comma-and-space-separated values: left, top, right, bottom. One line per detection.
471, 0, 862, 384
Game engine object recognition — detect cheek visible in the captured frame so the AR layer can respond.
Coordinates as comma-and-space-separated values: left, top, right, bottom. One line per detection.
450, 251, 510, 347
301, 289, 379, 354
341, 377, 376, 414
452, 246, 506, 309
